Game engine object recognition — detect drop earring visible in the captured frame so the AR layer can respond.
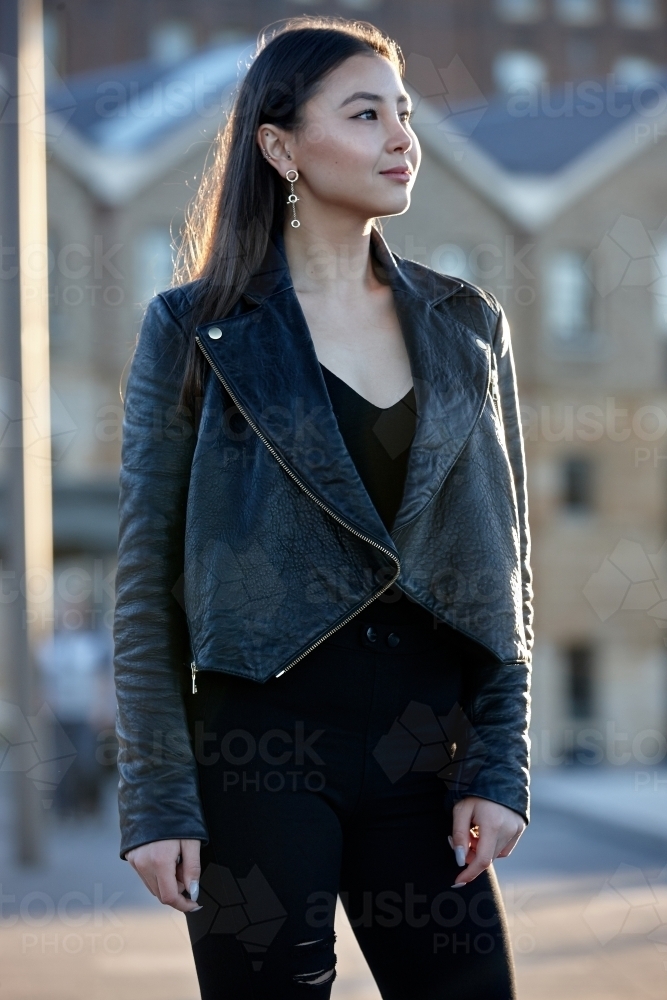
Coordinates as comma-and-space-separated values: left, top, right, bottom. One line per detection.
285, 169, 300, 228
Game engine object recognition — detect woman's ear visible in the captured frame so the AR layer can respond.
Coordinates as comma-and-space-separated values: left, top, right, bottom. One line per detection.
256, 124, 295, 178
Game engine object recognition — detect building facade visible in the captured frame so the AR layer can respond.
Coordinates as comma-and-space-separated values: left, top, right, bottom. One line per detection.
43, 0, 667, 102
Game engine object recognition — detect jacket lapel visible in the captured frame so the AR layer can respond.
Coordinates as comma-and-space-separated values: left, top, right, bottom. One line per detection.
195, 228, 490, 546
375, 236, 491, 530
195, 231, 395, 550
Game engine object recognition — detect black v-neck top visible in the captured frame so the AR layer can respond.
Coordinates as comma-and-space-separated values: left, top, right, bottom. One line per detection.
320, 363, 417, 533
320, 362, 437, 628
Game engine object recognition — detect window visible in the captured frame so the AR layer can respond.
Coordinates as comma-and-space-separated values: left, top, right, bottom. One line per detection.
337, 0, 384, 8
562, 455, 595, 512
148, 21, 196, 65
614, 0, 662, 28
544, 250, 594, 344
134, 228, 174, 305
613, 55, 662, 85
554, 0, 603, 25
565, 643, 595, 719
42, 11, 63, 83
492, 50, 548, 92
494, 0, 545, 22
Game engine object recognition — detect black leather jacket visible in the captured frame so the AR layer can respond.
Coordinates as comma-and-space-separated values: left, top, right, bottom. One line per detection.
113, 227, 534, 859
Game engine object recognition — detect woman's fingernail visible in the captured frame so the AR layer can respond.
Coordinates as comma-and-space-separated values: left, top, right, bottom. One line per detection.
189, 880, 199, 902
448, 835, 454, 850
455, 846, 467, 867
451, 883, 466, 889
190, 904, 203, 912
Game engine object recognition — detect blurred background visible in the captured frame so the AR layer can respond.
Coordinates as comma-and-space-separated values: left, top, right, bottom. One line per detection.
1, 0, 667, 997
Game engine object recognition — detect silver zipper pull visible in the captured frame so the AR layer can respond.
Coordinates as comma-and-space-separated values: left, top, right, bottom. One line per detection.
191, 661, 198, 694
490, 366, 501, 411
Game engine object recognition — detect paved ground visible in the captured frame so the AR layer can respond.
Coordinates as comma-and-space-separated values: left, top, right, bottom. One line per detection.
1, 767, 666, 999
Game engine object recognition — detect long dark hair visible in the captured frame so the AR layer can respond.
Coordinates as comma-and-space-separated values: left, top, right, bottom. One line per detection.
173, 16, 404, 416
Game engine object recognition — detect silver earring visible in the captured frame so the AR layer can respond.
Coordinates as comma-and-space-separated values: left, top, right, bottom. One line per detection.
286, 169, 300, 228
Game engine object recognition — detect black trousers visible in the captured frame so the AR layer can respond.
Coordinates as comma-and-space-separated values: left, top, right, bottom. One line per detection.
185, 613, 517, 1000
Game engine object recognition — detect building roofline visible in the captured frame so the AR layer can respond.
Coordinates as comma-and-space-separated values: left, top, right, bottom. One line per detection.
47, 104, 227, 205
413, 91, 667, 231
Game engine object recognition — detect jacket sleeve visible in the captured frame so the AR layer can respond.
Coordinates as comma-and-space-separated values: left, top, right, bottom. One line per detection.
448, 301, 533, 826
113, 293, 209, 859
492, 301, 534, 662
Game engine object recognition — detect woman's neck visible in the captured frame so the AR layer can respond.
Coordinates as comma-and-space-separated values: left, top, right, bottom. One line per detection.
282, 214, 381, 300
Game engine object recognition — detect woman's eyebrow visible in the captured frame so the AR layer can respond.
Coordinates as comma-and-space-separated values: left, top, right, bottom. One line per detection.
338, 91, 411, 108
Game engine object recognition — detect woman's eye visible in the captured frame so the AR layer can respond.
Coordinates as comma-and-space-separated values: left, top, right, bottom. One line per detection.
353, 107, 413, 122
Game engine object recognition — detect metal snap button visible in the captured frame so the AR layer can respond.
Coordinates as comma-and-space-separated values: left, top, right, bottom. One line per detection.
365, 626, 378, 643
208, 326, 222, 340
387, 633, 400, 647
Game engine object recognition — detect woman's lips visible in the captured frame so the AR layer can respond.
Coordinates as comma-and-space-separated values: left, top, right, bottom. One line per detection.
380, 167, 412, 182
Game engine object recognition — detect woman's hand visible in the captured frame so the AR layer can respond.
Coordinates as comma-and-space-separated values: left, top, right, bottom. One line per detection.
126, 839, 202, 913
449, 797, 526, 887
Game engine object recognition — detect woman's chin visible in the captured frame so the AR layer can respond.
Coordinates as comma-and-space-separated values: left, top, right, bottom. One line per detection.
359, 192, 412, 220
373, 197, 411, 219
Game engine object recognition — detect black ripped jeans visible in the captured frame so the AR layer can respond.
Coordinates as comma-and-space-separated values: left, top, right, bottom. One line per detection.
184, 614, 518, 1000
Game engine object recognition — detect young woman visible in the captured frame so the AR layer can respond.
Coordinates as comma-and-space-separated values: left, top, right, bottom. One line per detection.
114, 17, 534, 1000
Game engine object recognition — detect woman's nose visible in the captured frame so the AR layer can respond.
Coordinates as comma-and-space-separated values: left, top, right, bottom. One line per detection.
389, 125, 412, 153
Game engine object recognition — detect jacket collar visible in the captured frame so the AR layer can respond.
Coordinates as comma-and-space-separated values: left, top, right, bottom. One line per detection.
195, 227, 491, 551
239, 225, 464, 308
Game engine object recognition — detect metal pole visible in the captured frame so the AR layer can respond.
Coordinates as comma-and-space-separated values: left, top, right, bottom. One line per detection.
1, 0, 54, 866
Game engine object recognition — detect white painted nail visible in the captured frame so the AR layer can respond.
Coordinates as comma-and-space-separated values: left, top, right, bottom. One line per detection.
455, 846, 467, 867
189, 880, 199, 902
451, 882, 466, 889
448, 835, 454, 851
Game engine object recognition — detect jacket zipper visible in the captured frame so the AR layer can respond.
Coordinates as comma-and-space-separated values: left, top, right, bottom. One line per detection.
193, 334, 402, 680
489, 359, 501, 417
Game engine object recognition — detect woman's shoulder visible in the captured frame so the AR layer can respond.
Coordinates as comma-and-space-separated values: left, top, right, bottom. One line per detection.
152, 277, 208, 323
393, 252, 502, 318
